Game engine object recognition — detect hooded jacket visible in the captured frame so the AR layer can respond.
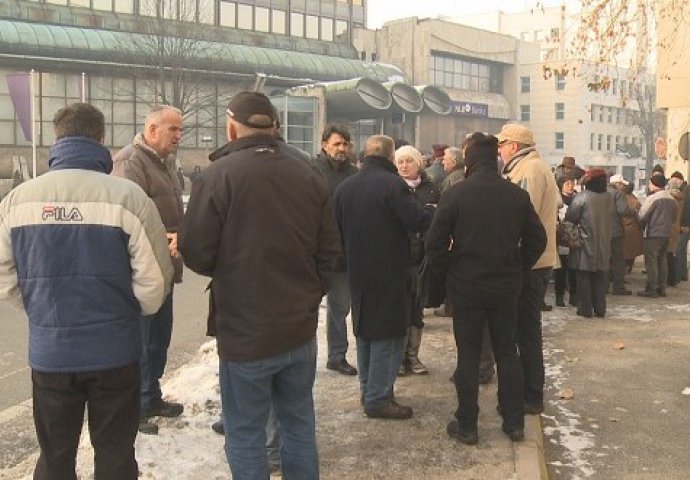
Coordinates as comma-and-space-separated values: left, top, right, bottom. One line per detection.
502, 146, 560, 270
0, 136, 173, 373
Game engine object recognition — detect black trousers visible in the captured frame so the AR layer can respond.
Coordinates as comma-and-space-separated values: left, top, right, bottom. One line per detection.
517, 268, 549, 407
452, 294, 524, 433
554, 254, 577, 298
576, 270, 607, 317
32, 363, 140, 480
609, 236, 627, 291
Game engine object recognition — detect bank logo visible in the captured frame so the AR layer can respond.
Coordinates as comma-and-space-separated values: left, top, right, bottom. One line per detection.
42, 206, 84, 222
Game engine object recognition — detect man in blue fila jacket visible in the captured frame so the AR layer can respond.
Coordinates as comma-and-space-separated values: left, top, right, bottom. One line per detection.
0, 103, 173, 480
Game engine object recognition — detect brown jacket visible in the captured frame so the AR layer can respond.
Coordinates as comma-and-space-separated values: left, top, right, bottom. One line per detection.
622, 193, 643, 260
112, 134, 185, 283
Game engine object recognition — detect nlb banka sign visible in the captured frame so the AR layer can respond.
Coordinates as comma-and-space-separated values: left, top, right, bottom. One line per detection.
450, 101, 489, 117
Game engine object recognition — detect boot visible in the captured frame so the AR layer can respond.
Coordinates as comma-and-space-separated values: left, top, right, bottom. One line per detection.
555, 294, 565, 307
406, 326, 428, 375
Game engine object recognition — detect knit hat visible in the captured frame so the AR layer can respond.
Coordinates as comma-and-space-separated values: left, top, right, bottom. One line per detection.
226, 91, 277, 128
650, 174, 667, 189
464, 132, 498, 173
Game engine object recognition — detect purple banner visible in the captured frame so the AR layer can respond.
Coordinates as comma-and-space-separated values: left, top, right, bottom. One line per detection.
6, 73, 32, 141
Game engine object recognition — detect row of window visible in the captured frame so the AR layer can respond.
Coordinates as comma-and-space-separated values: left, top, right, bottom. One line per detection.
590, 104, 642, 127
429, 55, 502, 94
520, 75, 566, 93
23, 0, 362, 42
590, 133, 645, 153
520, 103, 565, 122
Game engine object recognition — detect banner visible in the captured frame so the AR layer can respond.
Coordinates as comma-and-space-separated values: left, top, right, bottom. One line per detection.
6, 73, 32, 142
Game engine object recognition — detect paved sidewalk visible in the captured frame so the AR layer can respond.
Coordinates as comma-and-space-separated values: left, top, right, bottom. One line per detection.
0, 309, 548, 480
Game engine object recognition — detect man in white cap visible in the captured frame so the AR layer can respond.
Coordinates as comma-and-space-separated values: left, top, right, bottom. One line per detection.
496, 123, 559, 415
608, 174, 635, 295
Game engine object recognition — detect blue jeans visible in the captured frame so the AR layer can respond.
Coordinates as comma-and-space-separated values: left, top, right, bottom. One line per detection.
220, 338, 319, 480
326, 272, 351, 363
140, 292, 173, 411
676, 232, 690, 281
356, 336, 405, 410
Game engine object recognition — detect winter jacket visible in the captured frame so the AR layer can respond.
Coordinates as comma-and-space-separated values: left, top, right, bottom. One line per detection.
0, 137, 173, 373
112, 134, 185, 283
425, 163, 547, 306
502, 147, 560, 270
314, 151, 358, 271
180, 134, 340, 362
566, 190, 613, 272
638, 189, 678, 238
607, 185, 633, 238
335, 156, 434, 340
425, 161, 447, 187
667, 183, 685, 251
439, 168, 464, 194
408, 173, 440, 265
622, 193, 644, 260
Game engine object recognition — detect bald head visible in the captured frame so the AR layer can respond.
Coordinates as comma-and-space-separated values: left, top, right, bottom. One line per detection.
364, 135, 395, 163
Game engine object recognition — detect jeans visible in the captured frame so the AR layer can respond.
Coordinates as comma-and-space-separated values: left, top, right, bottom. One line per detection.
326, 272, 351, 363
32, 363, 139, 480
675, 231, 690, 281
356, 336, 405, 410
220, 338, 319, 480
644, 237, 669, 291
266, 407, 281, 470
140, 292, 174, 411
452, 295, 523, 433
518, 268, 549, 407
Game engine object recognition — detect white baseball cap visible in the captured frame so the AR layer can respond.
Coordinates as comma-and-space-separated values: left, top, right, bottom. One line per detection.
609, 174, 629, 185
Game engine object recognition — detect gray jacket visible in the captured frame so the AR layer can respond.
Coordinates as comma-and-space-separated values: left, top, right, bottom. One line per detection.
565, 190, 613, 271
638, 189, 678, 238
607, 185, 633, 238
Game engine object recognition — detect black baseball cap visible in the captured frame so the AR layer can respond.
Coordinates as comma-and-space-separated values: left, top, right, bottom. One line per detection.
226, 91, 277, 129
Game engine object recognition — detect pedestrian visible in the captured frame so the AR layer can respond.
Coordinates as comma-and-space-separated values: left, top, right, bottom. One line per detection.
439, 146, 464, 194
335, 135, 434, 420
554, 175, 578, 307
0, 103, 173, 479
621, 183, 643, 273
565, 169, 613, 317
314, 123, 359, 376
638, 174, 678, 297
497, 123, 560, 414
665, 176, 685, 287
394, 145, 440, 375
180, 91, 340, 479
607, 174, 635, 295
426, 132, 546, 445
112, 105, 186, 434
673, 172, 690, 281
424, 143, 449, 187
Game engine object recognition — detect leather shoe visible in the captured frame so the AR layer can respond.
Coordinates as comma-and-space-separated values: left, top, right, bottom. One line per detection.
211, 420, 224, 435
326, 359, 357, 375
138, 417, 158, 435
142, 399, 184, 418
611, 289, 632, 295
502, 426, 525, 442
365, 400, 413, 420
446, 420, 478, 445
637, 290, 659, 298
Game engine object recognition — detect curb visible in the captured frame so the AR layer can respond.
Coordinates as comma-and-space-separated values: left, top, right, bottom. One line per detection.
515, 414, 549, 480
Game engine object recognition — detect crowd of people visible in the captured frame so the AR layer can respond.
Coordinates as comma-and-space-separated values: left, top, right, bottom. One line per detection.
1, 92, 686, 480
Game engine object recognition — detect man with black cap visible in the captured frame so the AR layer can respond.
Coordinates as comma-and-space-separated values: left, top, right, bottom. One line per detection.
638, 174, 678, 297
180, 91, 340, 479
426, 132, 546, 445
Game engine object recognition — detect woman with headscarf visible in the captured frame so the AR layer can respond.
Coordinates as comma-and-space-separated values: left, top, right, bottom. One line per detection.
394, 145, 440, 375
565, 169, 613, 318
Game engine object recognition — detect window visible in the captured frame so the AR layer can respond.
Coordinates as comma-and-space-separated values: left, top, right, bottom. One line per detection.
607, 107, 613, 123
599, 107, 604, 122
606, 135, 612, 151
237, 4, 252, 29
520, 105, 530, 121
429, 54, 494, 93
616, 108, 622, 124
615, 135, 621, 151
555, 132, 564, 149
272, 9, 286, 34
598, 134, 603, 150
620, 80, 627, 96
612, 79, 618, 95
550, 27, 560, 40
290, 12, 304, 36
520, 76, 530, 93
71, 0, 91, 7
335, 20, 347, 38
555, 74, 566, 91
198, 0, 214, 23
321, 17, 333, 41
220, 1, 236, 27
590, 105, 596, 122
255, 7, 270, 32
305, 15, 319, 39
590, 133, 595, 150
555, 102, 564, 120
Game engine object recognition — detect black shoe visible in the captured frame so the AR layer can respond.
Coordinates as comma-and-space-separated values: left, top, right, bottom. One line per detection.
211, 420, 224, 435
138, 417, 159, 435
142, 399, 184, 418
637, 290, 659, 298
576, 311, 592, 318
524, 403, 544, 415
568, 296, 577, 306
555, 295, 565, 307
502, 426, 525, 442
657, 288, 667, 297
540, 303, 553, 312
365, 400, 413, 420
611, 289, 632, 295
446, 420, 478, 445
326, 359, 358, 376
